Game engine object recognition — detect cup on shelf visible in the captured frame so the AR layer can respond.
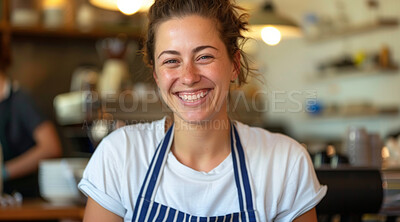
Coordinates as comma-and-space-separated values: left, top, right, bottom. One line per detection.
42, 0, 68, 29
343, 126, 371, 167
369, 133, 383, 168
10, 0, 40, 27
76, 3, 96, 32
43, 7, 65, 29
342, 127, 384, 168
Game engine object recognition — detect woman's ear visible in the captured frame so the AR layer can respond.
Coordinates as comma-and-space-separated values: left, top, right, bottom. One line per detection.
231, 50, 241, 81
153, 70, 159, 85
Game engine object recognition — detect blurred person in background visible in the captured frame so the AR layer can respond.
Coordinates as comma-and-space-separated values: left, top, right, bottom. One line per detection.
0, 47, 62, 197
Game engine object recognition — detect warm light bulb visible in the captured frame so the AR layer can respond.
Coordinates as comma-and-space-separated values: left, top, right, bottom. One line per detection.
382, 146, 390, 159
43, 0, 66, 8
261, 26, 281, 46
117, 0, 143, 15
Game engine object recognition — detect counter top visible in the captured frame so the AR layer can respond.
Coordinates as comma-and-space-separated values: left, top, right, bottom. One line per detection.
0, 198, 85, 221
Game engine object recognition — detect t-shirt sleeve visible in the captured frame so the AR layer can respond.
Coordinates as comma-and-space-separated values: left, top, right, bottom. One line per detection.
14, 90, 46, 133
78, 137, 126, 217
275, 147, 327, 221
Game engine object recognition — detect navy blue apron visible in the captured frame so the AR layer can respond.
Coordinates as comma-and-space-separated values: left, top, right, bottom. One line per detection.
132, 123, 260, 222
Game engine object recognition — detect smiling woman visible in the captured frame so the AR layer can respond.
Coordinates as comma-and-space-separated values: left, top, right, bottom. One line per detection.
78, 0, 327, 221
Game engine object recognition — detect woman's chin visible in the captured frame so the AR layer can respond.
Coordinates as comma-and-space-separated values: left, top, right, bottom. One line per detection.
173, 110, 230, 126
174, 112, 215, 124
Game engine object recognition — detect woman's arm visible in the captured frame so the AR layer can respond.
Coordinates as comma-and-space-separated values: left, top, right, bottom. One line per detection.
5, 121, 62, 179
83, 197, 123, 222
293, 207, 317, 222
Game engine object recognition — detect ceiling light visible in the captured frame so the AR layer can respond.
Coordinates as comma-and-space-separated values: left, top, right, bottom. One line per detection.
248, 1, 301, 45
261, 26, 281, 46
117, 0, 143, 15
89, 0, 153, 14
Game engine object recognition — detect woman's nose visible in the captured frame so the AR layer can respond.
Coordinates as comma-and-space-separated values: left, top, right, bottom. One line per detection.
181, 62, 200, 86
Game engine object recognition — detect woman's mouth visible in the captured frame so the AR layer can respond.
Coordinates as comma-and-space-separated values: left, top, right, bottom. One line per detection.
175, 89, 210, 103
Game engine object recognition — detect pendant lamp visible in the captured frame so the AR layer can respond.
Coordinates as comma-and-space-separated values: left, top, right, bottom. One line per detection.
89, 0, 153, 15
247, 1, 301, 46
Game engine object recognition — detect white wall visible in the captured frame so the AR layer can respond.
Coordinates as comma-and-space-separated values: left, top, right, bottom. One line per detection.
251, 0, 400, 141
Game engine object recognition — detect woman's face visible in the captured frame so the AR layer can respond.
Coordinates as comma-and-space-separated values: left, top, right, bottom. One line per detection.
153, 15, 238, 124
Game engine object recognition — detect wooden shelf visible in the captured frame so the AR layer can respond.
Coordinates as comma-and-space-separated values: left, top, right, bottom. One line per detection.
309, 67, 399, 83
307, 19, 399, 42
0, 0, 144, 40
307, 106, 399, 120
0, 24, 143, 40
0, 199, 85, 221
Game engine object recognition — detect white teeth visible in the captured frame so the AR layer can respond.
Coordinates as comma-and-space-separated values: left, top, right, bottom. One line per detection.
178, 90, 208, 102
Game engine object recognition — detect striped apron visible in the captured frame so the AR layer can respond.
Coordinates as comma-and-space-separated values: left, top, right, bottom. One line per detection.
132, 123, 260, 222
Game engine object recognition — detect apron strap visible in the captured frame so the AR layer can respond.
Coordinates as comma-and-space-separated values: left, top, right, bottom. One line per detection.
132, 125, 175, 220
231, 123, 257, 217
144, 125, 174, 201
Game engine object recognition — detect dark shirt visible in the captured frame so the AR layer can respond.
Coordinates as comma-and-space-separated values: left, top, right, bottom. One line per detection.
0, 85, 46, 197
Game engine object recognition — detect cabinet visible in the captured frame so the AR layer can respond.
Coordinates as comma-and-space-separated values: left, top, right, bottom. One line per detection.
0, 0, 144, 68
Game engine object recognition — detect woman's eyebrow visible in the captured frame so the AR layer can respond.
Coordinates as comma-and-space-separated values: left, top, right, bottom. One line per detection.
157, 45, 218, 59
192, 45, 218, 54
158, 50, 180, 59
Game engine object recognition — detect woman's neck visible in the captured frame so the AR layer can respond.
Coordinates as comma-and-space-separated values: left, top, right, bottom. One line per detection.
171, 115, 232, 172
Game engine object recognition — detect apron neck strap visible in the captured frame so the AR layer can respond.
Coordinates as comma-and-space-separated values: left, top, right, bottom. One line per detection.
230, 122, 257, 212
139, 124, 175, 201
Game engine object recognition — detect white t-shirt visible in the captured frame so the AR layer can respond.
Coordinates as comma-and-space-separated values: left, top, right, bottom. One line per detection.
78, 117, 327, 222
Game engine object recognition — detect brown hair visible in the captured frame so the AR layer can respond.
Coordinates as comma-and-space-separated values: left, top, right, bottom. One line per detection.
143, 0, 253, 86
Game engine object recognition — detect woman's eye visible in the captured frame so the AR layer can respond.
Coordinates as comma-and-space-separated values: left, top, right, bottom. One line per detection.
197, 55, 214, 62
200, 55, 212, 60
164, 59, 178, 64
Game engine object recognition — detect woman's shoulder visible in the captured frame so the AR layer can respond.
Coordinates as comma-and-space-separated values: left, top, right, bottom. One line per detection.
96, 117, 167, 158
